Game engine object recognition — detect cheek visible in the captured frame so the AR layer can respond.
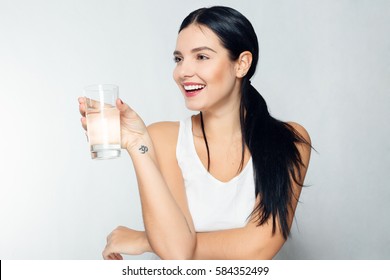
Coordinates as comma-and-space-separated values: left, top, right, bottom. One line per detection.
207, 61, 235, 85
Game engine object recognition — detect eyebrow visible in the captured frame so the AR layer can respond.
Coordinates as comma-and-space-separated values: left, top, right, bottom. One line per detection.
173, 46, 217, 56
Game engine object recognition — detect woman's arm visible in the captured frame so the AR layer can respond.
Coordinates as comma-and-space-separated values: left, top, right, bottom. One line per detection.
129, 120, 196, 259
194, 217, 284, 259
78, 97, 196, 260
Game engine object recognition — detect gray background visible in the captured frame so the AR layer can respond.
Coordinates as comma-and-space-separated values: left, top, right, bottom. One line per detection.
0, 0, 389, 259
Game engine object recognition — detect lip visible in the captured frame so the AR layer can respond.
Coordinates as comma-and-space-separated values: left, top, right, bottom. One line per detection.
182, 82, 206, 98
184, 89, 202, 98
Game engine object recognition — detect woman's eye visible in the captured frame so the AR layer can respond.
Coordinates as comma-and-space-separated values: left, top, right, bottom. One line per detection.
173, 56, 182, 63
197, 54, 209, 60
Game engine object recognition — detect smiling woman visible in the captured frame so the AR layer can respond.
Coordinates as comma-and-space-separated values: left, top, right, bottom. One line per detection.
78, 5, 312, 260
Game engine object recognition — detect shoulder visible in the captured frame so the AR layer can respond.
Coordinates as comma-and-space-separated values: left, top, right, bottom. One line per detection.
147, 122, 180, 139
286, 121, 311, 146
287, 122, 312, 173
286, 121, 312, 168
147, 121, 180, 145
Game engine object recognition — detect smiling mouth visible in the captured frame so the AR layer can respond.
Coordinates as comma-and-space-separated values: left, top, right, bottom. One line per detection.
184, 84, 205, 91
183, 84, 205, 95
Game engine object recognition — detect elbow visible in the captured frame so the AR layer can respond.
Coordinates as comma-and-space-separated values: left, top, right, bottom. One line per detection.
250, 240, 285, 260
251, 250, 276, 260
160, 251, 193, 260
157, 246, 195, 260
154, 236, 196, 260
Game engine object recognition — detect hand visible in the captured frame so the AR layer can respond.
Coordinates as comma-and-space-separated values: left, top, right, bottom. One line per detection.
78, 97, 148, 152
103, 226, 152, 260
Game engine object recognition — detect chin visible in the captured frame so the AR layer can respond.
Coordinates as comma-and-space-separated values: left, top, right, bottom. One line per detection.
184, 100, 205, 112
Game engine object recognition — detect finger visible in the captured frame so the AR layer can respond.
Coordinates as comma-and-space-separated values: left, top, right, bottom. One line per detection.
86, 97, 113, 110
108, 253, 117, 260
78, 96, 85, 105
80, 117, 87, 131
102, 247, 113, 260
107, 253, 120, 260
79, 99, 86, 117
113, 253, 123, 260
84, 97, 98, 109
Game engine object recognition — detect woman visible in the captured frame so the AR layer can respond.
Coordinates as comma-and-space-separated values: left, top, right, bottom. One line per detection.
79, 6, 311, 260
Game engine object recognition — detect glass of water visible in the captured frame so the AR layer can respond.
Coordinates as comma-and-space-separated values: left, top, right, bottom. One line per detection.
84, 84, 121, 159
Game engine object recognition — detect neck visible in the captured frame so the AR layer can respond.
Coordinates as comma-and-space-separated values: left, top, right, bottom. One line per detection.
198, 103, 242, 141
194, 79, 243, 141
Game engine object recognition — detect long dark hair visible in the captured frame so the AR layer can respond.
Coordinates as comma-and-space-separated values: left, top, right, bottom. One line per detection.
179, 6, 310, 239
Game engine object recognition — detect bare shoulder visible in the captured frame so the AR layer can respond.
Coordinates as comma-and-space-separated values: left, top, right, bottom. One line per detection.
286, 121, 311, 145
147, 121, 180, 147
286, 121, 312, 170
148, 122, 179, 141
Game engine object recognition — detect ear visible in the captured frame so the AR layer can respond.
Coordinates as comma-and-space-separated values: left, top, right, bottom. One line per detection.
235, 51, 253, 78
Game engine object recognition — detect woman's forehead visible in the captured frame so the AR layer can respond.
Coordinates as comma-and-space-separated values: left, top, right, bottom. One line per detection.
175, 24, 222, 50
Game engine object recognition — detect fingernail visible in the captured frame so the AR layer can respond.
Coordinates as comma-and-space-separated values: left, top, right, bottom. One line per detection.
119, 99, 123, 104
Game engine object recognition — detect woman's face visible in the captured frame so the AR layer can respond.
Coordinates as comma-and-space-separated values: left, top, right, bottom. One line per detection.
173, 24, 241, 113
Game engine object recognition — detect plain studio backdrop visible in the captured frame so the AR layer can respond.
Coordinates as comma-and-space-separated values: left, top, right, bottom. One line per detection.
0, 0, 389, 260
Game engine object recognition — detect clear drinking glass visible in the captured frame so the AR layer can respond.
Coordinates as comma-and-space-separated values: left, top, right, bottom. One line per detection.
84, 84, 121, 159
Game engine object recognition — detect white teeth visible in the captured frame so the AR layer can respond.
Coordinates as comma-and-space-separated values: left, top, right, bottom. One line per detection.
184, 84, 205, 91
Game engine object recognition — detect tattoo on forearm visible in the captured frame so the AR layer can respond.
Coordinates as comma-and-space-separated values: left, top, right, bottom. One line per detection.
139, 145, 149, 154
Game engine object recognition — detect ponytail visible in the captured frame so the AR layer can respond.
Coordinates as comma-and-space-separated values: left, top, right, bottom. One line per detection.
240, 78, 309, 239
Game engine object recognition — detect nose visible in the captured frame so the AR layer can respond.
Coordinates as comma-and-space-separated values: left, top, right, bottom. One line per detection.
174, 59, 195, 80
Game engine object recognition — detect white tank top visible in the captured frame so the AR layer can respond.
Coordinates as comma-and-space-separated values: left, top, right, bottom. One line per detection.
176, 117, 256, 232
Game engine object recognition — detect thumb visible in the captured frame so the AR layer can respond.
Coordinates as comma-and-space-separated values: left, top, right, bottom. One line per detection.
116, 98, 132, 114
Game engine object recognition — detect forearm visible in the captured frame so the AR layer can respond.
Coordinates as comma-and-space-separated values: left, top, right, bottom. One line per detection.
128, 137, 196, 259
193, 226, 284, 260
